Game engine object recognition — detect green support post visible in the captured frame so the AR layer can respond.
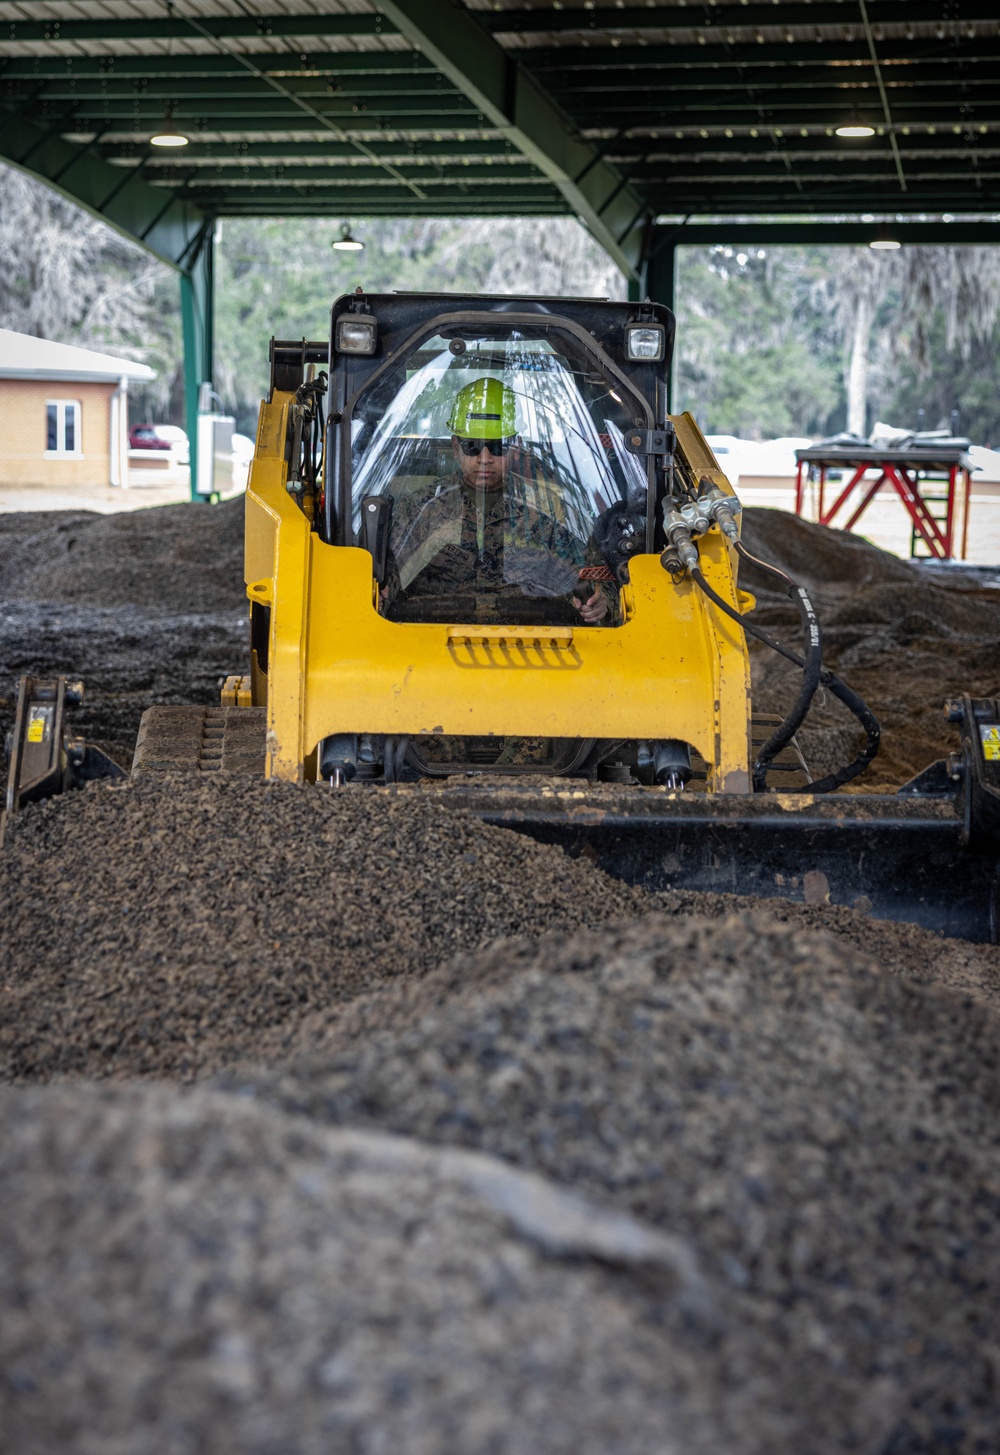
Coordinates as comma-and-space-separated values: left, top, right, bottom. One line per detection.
180, 222, 215, 502
644, 229, 677, 413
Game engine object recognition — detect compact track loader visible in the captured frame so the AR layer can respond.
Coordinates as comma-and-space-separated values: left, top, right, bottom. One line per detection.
8, 291, 1000, 939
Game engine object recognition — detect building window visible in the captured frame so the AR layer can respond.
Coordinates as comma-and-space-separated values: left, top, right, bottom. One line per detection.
45, 400, 81, 456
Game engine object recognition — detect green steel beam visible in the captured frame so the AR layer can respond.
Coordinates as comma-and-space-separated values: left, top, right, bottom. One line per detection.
100, 139, 516, 164
619, 136, 1000, 163
375, 0, 652, 278
0, 105, 204, 269
31, 94, 479, 121
654, 178, 1000, 203
528, 37, 998, 72
99, 131, 1000, 167
661, 221, 1000, 245
17, 75, 460, 101
547, 65, 998, 99
640, 166, 1000, 188
489, 1, 1000, 32
159, 161, 542, 185
573, 98, 1000, 126
628, 144, 1000, 168
83, 113, 497, 135
189, 185, 562, 209
0, 52, 430, 80
215, 200, 565, 216
0, 12, 393, 43
556, 81, 998, 111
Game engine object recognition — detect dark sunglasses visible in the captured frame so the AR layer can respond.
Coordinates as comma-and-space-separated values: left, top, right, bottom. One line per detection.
457, 437, 513, 457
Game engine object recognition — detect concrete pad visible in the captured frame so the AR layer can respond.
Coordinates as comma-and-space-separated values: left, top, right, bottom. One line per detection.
0, 467, 244, 515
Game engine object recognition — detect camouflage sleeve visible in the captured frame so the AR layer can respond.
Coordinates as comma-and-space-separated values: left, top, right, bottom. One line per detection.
377, 480, 436, 614
580, 542, 622, 627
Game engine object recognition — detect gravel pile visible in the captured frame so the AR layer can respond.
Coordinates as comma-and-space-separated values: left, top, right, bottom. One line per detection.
0, 776, 650, 1082
214, 911, 1000, 1452
3, 497, 1000, 1450
0, 599, 246, 765
0, 498, 245, 612
0, 501, 247, 762
0, 1083, 720, 1455
3, 907, 999, 1452
739, 510, 1000, 786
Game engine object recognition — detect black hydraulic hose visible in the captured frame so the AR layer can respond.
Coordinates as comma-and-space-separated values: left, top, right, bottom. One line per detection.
732, 543, 823, 789
692, 565, 820, 789
729, 541, 881, 789
690, 566, 880, 792
734, 539, 797, 591
805, 676, 881, 794
692, 549, 826, 791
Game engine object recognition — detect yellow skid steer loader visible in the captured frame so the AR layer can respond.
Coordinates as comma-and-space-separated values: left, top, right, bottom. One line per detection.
8, 292, 1000, 940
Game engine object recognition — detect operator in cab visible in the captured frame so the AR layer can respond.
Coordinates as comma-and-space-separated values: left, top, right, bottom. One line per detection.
381, 378, 618, 627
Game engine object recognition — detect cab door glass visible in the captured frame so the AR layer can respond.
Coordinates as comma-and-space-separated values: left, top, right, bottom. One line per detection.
349, 326, 647, 626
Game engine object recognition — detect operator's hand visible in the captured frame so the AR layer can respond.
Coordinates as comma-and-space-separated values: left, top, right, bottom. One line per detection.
573, 589, 608, 625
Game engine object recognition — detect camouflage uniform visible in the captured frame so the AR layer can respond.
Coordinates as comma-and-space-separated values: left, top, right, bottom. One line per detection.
382, 466, 619, 626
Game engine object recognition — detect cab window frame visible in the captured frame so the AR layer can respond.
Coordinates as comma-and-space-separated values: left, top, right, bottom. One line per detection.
336, 310, 654, 552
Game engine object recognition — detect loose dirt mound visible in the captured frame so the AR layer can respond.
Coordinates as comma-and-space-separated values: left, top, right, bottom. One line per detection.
0, 777, 650, 1082
0, 599, 247, 763
4, 908, 1000, 1451
4, 499, 998, 785
739, 510, 1000, 786
0, 1083, 715, 1455
0, 497, 245, 612
220, 912, 1000, 1452
0, 500, 247, 762
740, 506, 921, 602
4, 498, 1000, 1449
6, 772, 1000, 1085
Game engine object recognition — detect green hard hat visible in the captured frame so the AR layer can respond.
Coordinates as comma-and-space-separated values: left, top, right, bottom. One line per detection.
447, 377, 517, 439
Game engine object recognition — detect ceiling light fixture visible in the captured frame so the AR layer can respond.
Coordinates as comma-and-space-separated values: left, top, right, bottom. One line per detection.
332, 223, 364, 252
869, 227, 901, 250
835, 113, 876, 138
150, 107, 189, 148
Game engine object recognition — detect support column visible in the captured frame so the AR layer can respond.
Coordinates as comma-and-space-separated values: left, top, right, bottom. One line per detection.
180, 220, 215, 502
644, 228, 677, 412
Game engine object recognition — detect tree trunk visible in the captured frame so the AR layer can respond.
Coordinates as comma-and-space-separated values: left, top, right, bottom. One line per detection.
846, 290, 873, 437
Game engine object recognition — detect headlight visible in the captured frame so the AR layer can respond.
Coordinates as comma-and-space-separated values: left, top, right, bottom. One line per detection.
625, 324, 665, 362
336, 314, 378, 356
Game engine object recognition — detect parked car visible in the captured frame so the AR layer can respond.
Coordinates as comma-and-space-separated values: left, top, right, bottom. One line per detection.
129, 423, 172, 450
229, 432, 254, 491
129, 423, 190, 466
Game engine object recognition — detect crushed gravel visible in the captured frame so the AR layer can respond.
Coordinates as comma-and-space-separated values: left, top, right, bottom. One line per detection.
3, 496, 1000, 1451
0, 1084, 720, 1455
739, 510, 1000, 787
216, 911, 1000, 1453
0, 776, 651, 1083
0, 499, 246, 763
0, 498, 245, 613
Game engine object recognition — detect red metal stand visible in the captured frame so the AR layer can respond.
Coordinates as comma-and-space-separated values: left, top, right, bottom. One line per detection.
794, 450, 971, 560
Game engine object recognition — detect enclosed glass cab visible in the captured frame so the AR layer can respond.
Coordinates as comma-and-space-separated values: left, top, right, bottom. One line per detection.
335, 305, 665, 628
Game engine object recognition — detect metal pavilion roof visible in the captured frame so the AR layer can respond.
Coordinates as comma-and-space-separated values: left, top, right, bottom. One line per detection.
1, 0, 998, 280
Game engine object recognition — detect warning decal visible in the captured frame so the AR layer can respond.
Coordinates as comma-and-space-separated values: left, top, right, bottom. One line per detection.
26, 706, 52, 744
980, 725, 1000, 761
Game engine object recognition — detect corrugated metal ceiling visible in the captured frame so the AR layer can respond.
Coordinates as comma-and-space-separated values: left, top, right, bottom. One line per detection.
1, 1, 996, 238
